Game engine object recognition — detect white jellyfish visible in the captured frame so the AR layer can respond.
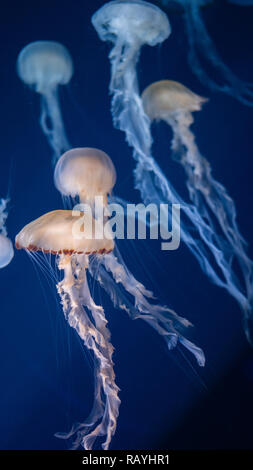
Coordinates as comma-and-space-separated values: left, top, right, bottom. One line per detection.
17, 41, 73, 164
160, 0, 253, 106
0, 198, 14, 269
16, 146, 204, 450
92, 0, 253, 342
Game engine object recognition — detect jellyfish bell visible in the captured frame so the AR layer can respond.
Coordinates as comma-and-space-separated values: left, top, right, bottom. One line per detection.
15, 210, 114, 255
0, 234, 14, 269
17, 41, 73, 94
17, 41, 73, 164
92, 0, 171, 47
0, 198, 14, 268
142, 80, 207, 121
54, 148, 116, 205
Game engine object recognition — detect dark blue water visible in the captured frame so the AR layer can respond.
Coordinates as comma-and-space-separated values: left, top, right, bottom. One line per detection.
0, 0, 253, 449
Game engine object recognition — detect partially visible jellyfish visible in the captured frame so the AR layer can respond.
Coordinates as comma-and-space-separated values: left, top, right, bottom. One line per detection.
17, 41, 73, 164
142, 79, 253, 336
160, 0, 253, 106
0, 198, 14, 269
92, 0, 253, 342
16, 146, 205, 450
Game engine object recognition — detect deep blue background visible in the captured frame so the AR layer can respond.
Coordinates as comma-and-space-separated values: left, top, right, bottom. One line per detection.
0, 0, 253, 450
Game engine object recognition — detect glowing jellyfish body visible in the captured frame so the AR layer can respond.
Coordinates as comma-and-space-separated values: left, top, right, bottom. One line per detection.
92, 0, 253, 342
0, 233, 14, 268
16, 147, 204, 450
142, 79, 253, 338
161, 0, 253, 106
17, 41, 73, 164
0, 198, 14, 268
54, 147, 116, 206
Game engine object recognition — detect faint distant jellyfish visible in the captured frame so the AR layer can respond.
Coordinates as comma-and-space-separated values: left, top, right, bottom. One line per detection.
160, 0, 253, 106
142, 79, 253, 336
16, 146, 205, 450
0, 198, 14, 269
17, 41, 73, 164
92, 1, 253, 342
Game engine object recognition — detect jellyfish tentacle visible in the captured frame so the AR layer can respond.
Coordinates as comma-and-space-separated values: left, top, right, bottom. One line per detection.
166, 110, 253, 337
89, 252, 205, 367
40, 89, 70, 165
168, 109, 251, 255
184, 2, 253, 106
56, 254, 120, 450
0, 198, 9, 237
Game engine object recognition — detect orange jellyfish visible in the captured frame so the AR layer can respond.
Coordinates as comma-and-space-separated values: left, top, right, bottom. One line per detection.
141, 79, 253, 341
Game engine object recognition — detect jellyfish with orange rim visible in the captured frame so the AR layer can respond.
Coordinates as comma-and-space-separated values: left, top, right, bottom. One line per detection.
16, 146, 204, 450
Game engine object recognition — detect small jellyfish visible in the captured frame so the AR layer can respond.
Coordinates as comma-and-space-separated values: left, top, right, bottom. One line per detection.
142, 79, 253, 338
17, 41, 73, 164
93, 0, 253, 343
0, 198, 14, 269
160, 0, 253, 106
54, 147, 116, 207
16, 147, 204, 450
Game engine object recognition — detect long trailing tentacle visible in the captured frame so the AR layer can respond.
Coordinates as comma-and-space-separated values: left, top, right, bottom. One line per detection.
183, 2, 253, 106
166, 110, 253, 341
56, 253, 120, 450
89, 251, 205, 367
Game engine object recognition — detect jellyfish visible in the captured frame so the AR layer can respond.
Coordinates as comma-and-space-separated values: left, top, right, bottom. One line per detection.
92, 0, 253, 342
160, 0, 253, 106
17, 41, 73, 164
16, 147, 205, 450
141, 79, 253, 336
0, 198, 14, 269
